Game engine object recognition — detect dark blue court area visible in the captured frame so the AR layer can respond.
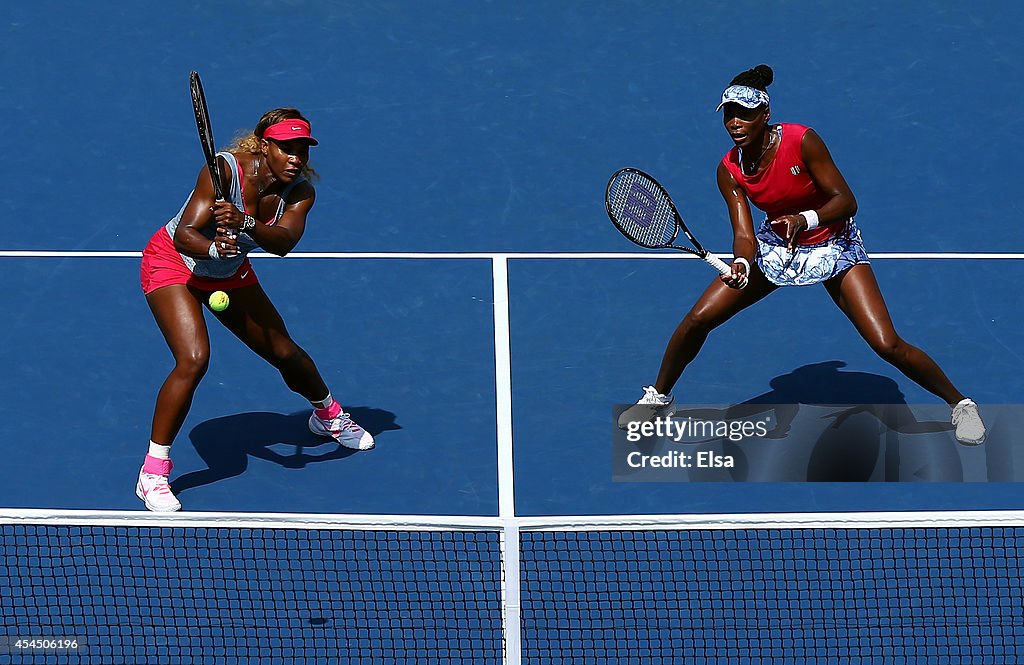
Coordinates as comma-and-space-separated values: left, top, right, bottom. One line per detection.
2, 1, 1023, 516
2, 3, 1024, 662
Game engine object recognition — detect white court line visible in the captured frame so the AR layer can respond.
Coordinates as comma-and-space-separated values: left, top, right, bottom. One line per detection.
492, 257, 516, 519
491, 257, 522, 665
1, 250, 1022, 260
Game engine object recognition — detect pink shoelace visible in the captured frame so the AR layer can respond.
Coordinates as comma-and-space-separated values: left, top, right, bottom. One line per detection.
332, 413, 362, 433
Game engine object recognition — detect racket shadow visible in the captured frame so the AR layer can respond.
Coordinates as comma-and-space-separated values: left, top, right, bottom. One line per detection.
171, 407, 401, 495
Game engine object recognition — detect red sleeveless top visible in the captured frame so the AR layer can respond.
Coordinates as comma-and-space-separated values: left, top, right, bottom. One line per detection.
721, 123, 841, 245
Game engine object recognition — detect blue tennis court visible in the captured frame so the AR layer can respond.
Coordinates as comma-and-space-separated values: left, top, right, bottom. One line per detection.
2, 2, 1023, 663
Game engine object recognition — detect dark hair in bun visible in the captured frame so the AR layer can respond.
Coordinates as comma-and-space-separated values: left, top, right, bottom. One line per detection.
729, 64, 774, 92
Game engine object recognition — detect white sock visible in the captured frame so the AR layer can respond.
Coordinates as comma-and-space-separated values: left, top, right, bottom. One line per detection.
148, 441, 172, 460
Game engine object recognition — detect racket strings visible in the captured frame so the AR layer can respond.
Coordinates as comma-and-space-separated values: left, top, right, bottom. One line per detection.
607, 172, 677, 248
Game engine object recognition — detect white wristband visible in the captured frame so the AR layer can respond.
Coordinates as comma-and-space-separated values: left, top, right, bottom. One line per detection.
733, 257, 750, 275
801, 210, 819, 230
208, 241, 220, 260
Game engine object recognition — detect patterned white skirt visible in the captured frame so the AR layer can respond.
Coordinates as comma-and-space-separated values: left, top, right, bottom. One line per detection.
755, 218, 870, 286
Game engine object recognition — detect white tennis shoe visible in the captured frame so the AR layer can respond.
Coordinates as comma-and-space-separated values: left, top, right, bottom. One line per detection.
952, 398, 986, 446
136, 468, 182, 512
309, 410, 375, 450
617, 386, 675, 430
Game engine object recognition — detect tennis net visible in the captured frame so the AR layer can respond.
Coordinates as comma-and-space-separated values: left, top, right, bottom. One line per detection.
2, 510, 1023, 663
0, 512, 505, 664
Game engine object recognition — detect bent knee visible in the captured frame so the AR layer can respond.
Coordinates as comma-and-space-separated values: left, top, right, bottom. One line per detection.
267, 341, 306, 368
173, 349, 210, 379
682, 306, 722, 334
869, 335, 910, 363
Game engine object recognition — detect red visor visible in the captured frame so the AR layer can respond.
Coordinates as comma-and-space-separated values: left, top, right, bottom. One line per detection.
263, 119, 319, 145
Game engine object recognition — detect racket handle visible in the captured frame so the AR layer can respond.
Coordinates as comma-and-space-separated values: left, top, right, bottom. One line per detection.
703, 252, 733, 276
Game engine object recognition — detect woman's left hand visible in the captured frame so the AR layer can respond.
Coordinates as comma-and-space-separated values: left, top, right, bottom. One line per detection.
774, 214, 808, 252
212, 200, 244, 238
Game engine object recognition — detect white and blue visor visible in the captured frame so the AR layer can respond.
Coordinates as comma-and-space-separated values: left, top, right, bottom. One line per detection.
716, 85, 770, 111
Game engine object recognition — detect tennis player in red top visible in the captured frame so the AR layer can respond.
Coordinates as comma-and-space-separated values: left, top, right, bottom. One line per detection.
620, 65, 986, 445
136, 108, 374, 512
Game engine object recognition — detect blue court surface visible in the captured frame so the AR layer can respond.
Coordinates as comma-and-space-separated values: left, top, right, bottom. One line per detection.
1, 1, 1023, 517
5, 3, 1024, 664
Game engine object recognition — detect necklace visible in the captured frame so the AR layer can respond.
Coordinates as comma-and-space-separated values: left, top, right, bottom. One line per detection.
740, 125, 778, 175
252, 158, 273, 197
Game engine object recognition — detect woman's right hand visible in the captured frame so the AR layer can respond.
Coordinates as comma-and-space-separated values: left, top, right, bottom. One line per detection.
210, 229, 238, 258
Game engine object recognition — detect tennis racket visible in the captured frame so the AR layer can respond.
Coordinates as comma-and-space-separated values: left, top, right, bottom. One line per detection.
188, 70, 225, 201
605, 168, 735, 279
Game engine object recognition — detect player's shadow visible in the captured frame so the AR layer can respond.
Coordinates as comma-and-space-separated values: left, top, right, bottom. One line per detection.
684, 361, 960, 481
171, 406, 400, 495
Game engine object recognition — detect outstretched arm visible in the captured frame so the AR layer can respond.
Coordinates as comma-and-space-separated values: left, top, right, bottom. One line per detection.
716, 162, 757, 288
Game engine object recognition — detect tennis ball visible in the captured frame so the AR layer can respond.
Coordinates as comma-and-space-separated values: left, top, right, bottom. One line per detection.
208, 290, 230, 312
